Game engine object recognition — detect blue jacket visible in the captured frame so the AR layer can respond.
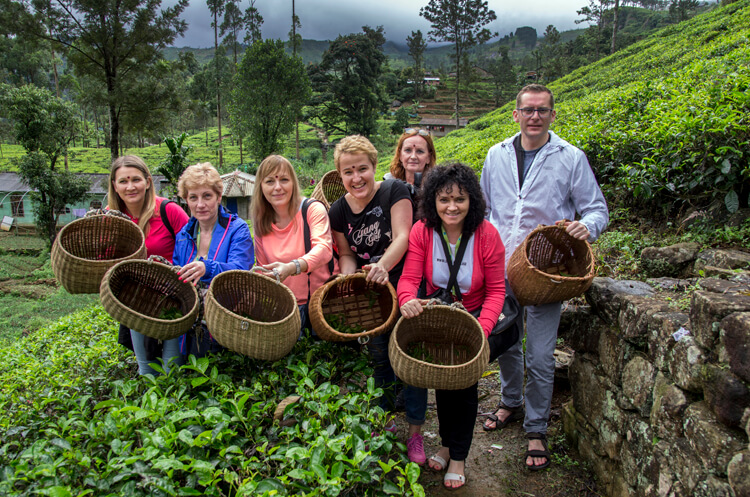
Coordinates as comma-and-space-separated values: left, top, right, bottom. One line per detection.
172, 204, 254, 283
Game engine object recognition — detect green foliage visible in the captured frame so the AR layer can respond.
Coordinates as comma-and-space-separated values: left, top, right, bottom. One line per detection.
0, 306, 425, 496
229, 39, 310, 161
156, 133, 194, 198
435, 0, 750, 215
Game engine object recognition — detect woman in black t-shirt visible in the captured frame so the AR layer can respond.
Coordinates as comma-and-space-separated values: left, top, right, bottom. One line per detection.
328, 135, 412, 429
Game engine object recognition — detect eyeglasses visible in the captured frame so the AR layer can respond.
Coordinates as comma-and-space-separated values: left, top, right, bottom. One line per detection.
404, 128, 431, 137
516, 107, 553, 118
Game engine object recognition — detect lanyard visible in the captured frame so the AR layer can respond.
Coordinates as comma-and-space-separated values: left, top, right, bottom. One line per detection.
187, 216, 232, 263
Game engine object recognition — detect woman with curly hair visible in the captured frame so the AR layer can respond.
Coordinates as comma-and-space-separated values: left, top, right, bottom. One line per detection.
397, 163, 506, 489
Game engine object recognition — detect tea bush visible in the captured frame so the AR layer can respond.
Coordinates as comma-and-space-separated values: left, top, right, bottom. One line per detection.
0, 306, 424, 496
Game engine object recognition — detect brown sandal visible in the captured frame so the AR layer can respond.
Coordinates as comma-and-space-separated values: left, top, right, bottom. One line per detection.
483, 402, 524, 431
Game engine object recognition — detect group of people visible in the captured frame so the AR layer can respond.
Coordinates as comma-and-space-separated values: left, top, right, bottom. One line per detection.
107, 84, 608, 490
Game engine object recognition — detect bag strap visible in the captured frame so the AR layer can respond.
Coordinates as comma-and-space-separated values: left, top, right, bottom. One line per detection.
160, 199, 176, 240
301, 198, 335, 301
437, 229, 469, 301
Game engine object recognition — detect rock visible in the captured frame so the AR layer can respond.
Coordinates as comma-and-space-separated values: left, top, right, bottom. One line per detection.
698, 277, 750, 295
622, 355, 656, 415
647, 311, 690, 372
692, 475, 735, 496
558, 304, 606, 354
690, 290, 750, 352
599, 328, 637, 385
619, 295, 673, 348
620, 414, 653, 489
646, 277, 698, 291
683, 402, 746, 475
640, 243, 701, 278
728, 451, 750, 497
723, 312, 750, 383
703, 364, 750, 428
695, 248, 750, 271
671, 436, 708, 494
586, 277, 655, 326
667, 335, 706, 393
569, 355, 615, 429
728, 208, 750, 228
650, 373, 688, 439
701, 266, 750, 282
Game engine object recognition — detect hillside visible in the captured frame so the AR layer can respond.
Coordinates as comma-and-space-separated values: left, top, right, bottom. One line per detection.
434, 0, 750, 214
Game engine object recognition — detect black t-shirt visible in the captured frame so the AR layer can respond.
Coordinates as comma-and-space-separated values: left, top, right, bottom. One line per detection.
329, 179, 412, 287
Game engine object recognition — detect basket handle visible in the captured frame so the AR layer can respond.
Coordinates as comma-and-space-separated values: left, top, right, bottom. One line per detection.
555, 219, 570, 228
147, 255, 182, 274
251, 265, 282, 284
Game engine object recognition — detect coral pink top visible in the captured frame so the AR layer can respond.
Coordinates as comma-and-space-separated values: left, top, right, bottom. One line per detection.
254, 199, 334, 305
125, 197, 189, 262
398, 220, 506, 337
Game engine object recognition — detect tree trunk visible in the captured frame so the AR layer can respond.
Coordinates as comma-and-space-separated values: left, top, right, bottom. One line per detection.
109, 102, 119, 160
455, 44, 461, 129
214, 10, 223, 168
611, 0, 620, 53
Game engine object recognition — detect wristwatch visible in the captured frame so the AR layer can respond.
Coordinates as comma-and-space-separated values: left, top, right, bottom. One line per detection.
292, 259, 302, 275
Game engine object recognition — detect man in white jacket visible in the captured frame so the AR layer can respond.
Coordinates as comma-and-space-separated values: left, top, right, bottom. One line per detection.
480, 84, 609, 471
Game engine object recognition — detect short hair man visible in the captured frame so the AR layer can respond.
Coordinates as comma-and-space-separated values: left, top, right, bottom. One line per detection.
480, 84, 609, 470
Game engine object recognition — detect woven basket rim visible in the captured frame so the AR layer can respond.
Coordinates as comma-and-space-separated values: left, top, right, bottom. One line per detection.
56, 214, 145, 264
207, 269, 299, 325
312, 272, 397, 340
520, 224, 595, 279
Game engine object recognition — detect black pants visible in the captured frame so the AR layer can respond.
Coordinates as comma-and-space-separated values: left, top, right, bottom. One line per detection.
436, 382, 478, 461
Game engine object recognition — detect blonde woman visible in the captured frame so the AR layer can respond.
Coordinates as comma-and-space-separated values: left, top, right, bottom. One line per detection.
251, 155, 334, 334
108, 155, 189, 375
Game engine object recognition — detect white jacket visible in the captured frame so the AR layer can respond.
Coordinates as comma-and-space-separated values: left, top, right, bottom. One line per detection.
481, 130, 609, 267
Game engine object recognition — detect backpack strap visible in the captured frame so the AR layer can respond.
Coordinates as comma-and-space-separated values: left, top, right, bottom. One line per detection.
437, 229, 470, 301
301, 198, 335, 301
160, 199, 176, 240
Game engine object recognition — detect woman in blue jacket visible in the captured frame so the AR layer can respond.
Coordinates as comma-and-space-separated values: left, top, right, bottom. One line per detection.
173, 163, 254, 357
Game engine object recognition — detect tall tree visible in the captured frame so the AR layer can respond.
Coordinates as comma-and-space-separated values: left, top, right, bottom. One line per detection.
243, 0, 263, 45
482, 45, 516, 107
20, 0, 188, 160
290, 0, 301, 159
420, 0, 497, 128
221, 0, 244, 163
307, 27, 387, 137
669, 0, 699, 21
0, 84, 89, 245
208, 0, 226, 168
229, 39, 310, 160
406, 30, 427, 98
611, 0, 620, 53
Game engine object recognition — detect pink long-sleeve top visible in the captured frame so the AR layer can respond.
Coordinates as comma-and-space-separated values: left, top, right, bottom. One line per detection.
124, 197, 189, 262
254, 199, 334, 305
398, 219, 506, 337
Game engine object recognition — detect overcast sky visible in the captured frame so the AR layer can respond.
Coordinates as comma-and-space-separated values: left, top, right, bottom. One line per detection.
170, 0, 591, 48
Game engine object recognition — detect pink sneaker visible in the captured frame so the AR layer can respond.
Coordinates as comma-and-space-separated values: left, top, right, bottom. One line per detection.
407, 433, 426, 465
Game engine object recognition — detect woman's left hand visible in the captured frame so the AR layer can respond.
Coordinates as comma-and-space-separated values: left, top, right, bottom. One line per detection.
178, 261, 206, 286
256, 261, 295, 282
363, 261, 389, 285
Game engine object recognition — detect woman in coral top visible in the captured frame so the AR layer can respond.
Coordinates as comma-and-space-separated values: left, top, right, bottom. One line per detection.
251, 155, 334, 334
108, 155, 189, 376
397, 163, 506, 490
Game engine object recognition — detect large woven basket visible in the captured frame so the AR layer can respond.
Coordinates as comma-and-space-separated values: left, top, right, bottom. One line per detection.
507, 224, 595, 307
309, 272, 398, 342
100, 259, 200, 340
52, 214, 146, 294
310, 170, 346, 209
389, 305, 489, 390
204, 270, 300, 360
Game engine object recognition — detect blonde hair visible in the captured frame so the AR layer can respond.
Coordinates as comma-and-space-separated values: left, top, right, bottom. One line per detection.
178, 162, 223, 200
333, 135, 378, 172
108, 155, 155, 234
251, 155, 302, 237
388, 129, 436, 182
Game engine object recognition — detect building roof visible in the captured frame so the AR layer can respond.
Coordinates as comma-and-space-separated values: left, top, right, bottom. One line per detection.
420, 117, 469, 127
221, 170, 255, 197
0, 172, 167, 195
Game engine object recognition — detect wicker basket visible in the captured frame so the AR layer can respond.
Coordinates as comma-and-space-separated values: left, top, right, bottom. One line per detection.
389, 304, 489, 390
308, 272, 398, 342
507, 224, 595, 307
100, 259, 200, 340
51, 214, 146, 294
204, 270, 300, 360
310, 170, 347, 209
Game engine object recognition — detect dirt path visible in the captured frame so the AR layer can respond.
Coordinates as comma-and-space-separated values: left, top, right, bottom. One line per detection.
392, 370, 600, 496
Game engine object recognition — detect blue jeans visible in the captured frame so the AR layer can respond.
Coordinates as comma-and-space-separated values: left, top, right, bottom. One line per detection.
130, 329, 183, 376
404, 385, 428, 425
367, 331, 397, 412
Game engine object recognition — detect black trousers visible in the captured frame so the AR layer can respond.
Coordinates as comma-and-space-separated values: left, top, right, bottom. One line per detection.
436, 382, 478, 461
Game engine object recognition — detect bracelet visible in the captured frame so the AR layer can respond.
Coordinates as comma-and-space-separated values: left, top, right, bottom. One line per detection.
292, 259, 302, 275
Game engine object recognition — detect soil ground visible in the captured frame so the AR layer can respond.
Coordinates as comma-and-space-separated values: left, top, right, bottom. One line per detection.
392, 369, 601, 497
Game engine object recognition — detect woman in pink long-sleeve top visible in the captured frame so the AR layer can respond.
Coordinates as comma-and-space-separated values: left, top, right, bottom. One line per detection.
251, 155, 335, 335
397, 163, 505, 490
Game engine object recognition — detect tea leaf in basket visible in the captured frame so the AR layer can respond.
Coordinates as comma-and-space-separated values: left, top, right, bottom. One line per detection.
327, 313, 365, 334
158, 308, 184, 320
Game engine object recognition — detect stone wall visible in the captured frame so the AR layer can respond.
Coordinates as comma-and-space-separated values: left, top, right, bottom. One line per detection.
559, 253, 750, 496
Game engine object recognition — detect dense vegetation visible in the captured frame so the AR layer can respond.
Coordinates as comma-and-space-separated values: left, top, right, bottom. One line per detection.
436, 0, 750, 216
0, 306, 424, 496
